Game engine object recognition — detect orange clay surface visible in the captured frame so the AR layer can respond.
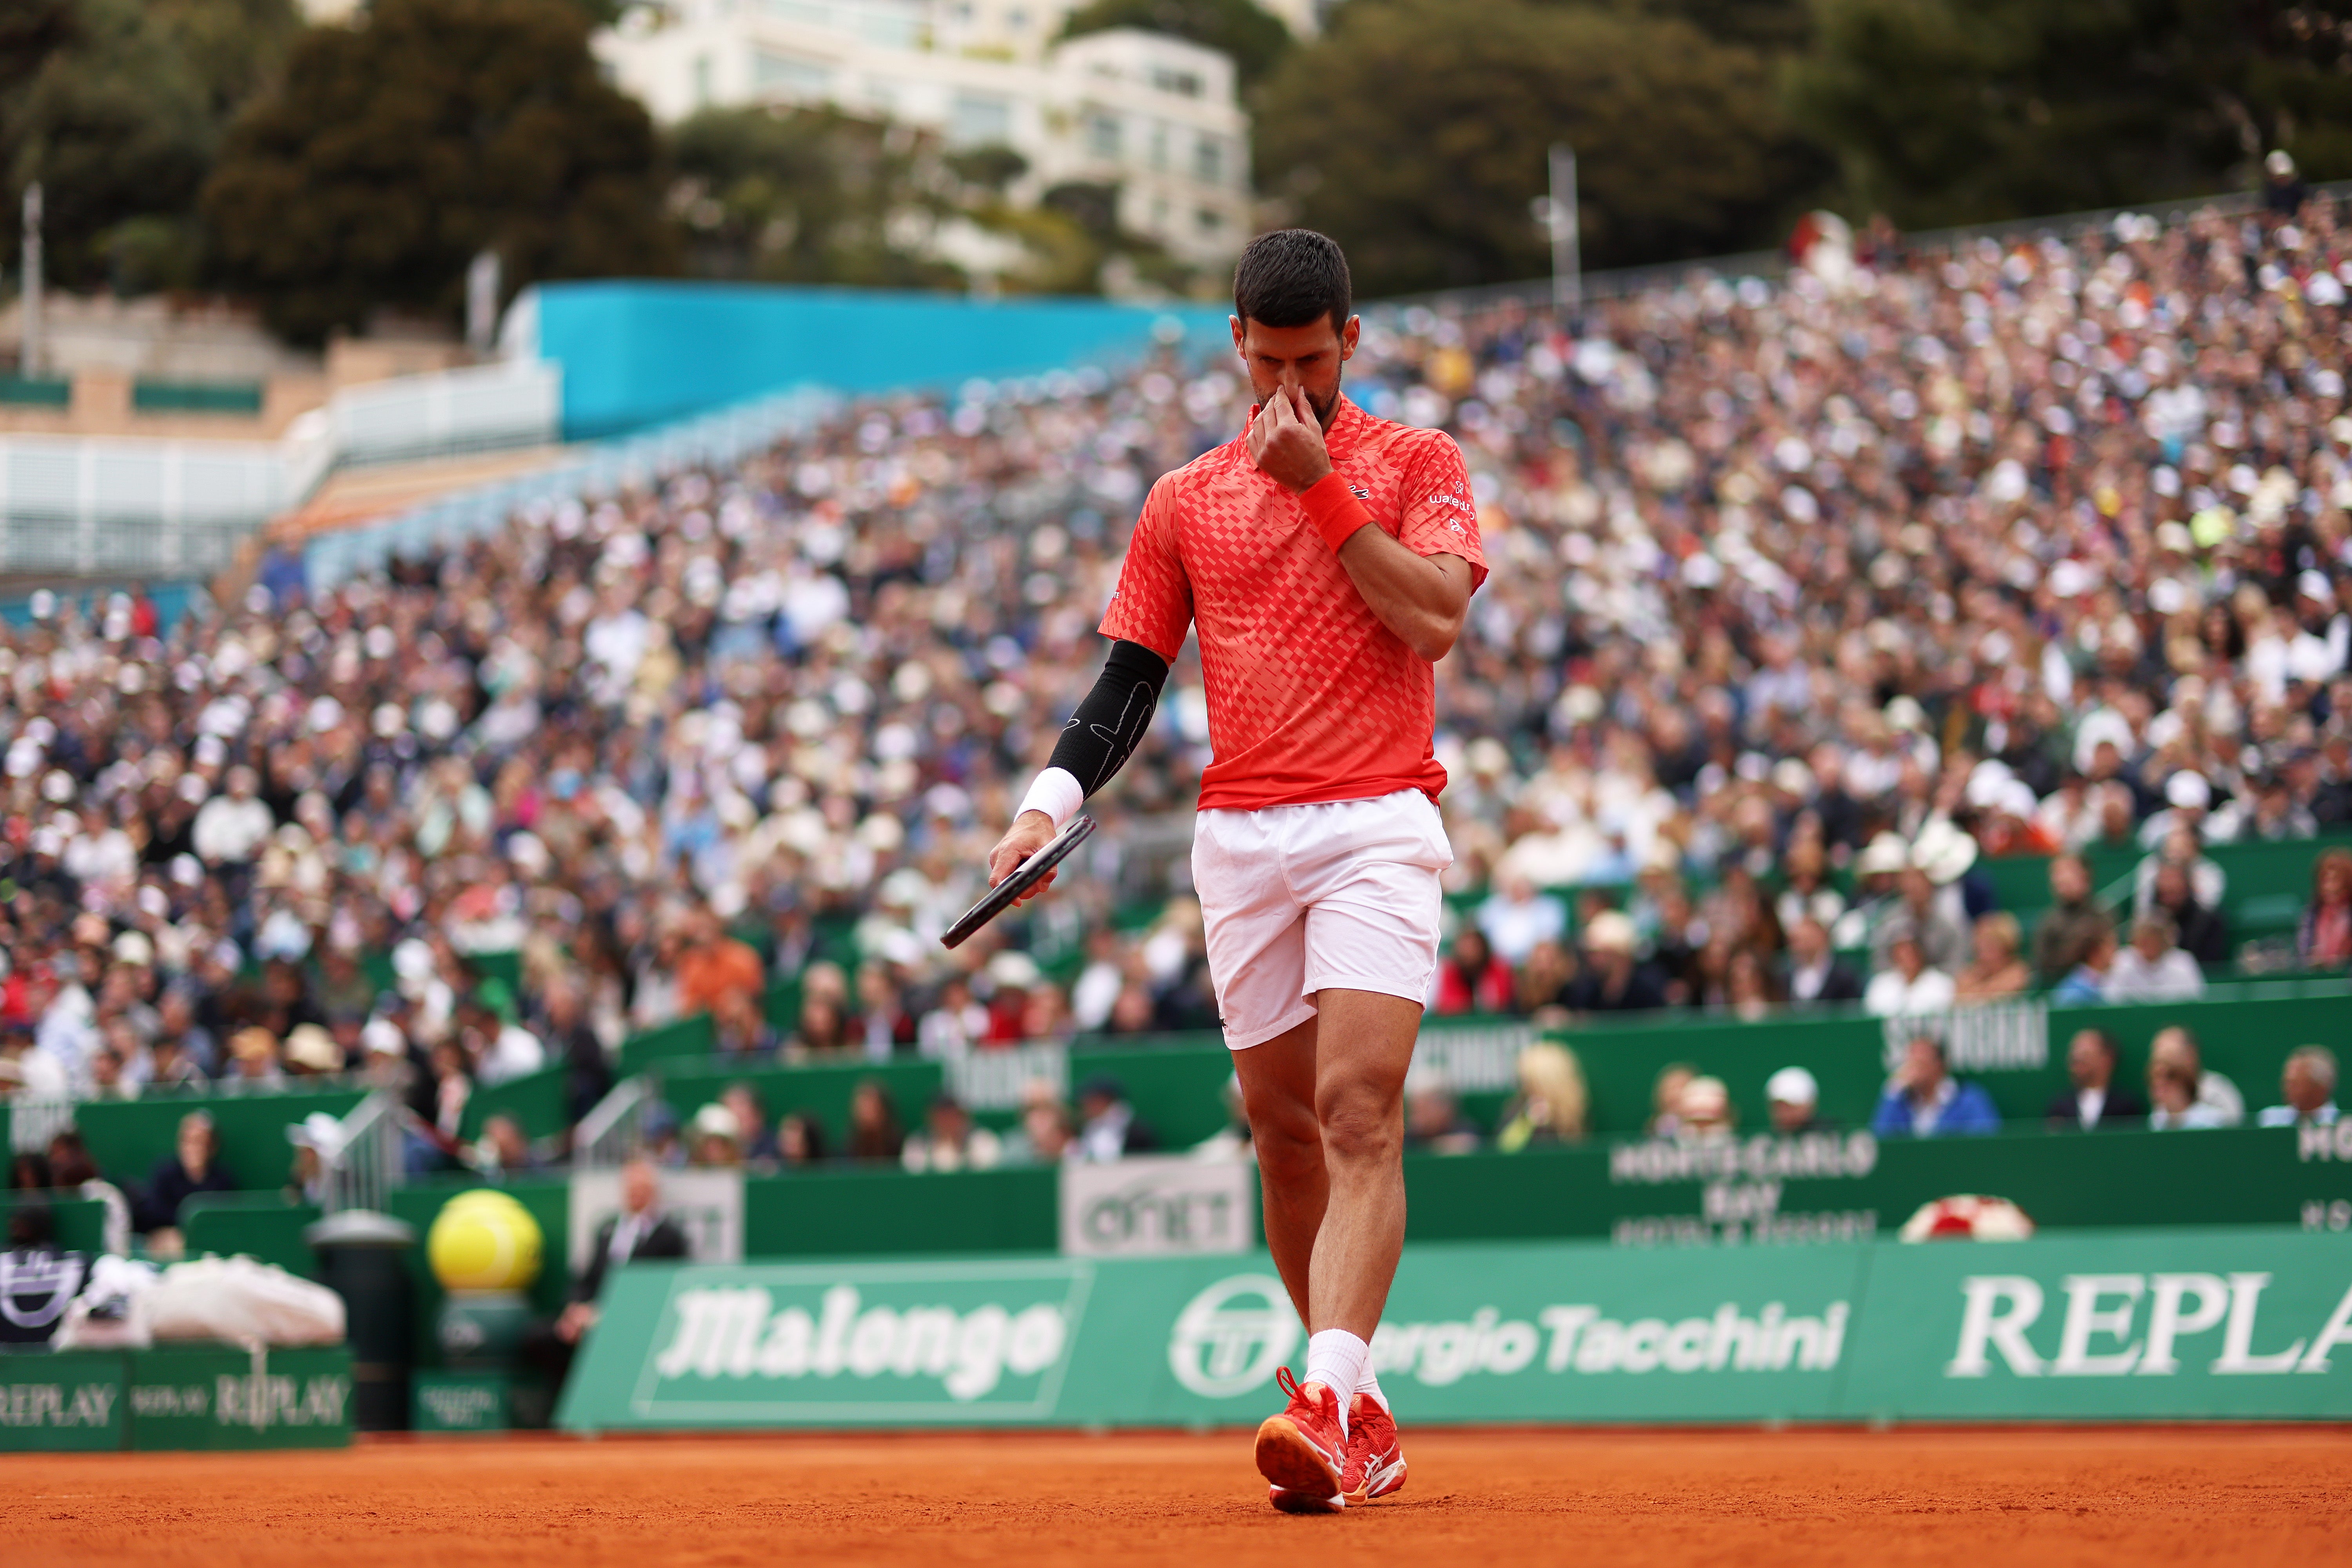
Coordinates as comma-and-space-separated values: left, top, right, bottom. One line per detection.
7, 1426, 2352, 1567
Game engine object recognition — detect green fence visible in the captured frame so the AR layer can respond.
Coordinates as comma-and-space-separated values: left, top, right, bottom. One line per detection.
179, 1194, 322, 1278
71, 1089, 364, 1200
463, 1063, 570, 1142
129, 380, 263, 414
0, 1346, 352, 1451
556, 1227, 2352, 1430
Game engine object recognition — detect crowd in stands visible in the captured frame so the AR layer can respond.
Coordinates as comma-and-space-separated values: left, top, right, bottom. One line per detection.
6, 187, 2352, 1181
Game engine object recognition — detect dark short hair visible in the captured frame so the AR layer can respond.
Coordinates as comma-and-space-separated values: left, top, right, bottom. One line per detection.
1233, 229, 1352, 336
2073, 1027, 2120, 1062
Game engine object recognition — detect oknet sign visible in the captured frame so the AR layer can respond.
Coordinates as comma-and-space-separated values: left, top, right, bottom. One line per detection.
556, 1230, 2352, 1430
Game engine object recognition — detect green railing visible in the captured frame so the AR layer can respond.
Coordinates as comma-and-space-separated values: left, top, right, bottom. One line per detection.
129, 380, 263, 415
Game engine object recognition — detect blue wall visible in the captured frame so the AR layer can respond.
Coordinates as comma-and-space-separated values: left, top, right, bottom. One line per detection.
530, 281, 1230, 441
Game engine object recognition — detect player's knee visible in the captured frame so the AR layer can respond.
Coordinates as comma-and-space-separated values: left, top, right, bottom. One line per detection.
1246, 1095, 1323, 1174
1315, 1091, 1399, 1165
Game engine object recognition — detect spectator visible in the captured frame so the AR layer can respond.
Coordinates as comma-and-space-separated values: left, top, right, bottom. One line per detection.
775, 1111, 828, 1169
1514, 939, 1578, 1017
1953, 913, 2031, 1004
1007, 1089, 1075, 1165
533, 1156, 687, 1393
542, 976, 613, 1128
2046, 1028, 2147, 1131
1647, 1063, 1697, 1139
2147, 1027, 2245, 1129
712, 988, 779, 1060
688, 1102, 743, 1167
2299, 850, 2352, 969
469, 1112, 541, 1179
2257, 1046, 2341, 1128
2031, 855, 2111, 986
1676, 1076, 1735, 1143
917, 978, 990, 1056
45, 1130, 131, 1257
1071, 1073, 1158, 1161
2149, 861, 2229, 967
1863, 927, 1956, 1018
190, 764, 272, 869
220, 1026, 285, 1092
1403, 1083, 1481, 1154
1495, 1041, 1588, 1150
674, 910, 764, 1022
1433, 927, 1515, 1016
720, 1082, 777, 1163
2104, 913, 2207, 1003
846, 1080, 905, 1163
901, 1092, 1004, 1172
2054, 925, 2121, 1005
283, 1022, 344, 1080
1764, 1066, 1830, 1134
134, 1110, 238, 1247
1562, 911, 1664, 1013
1477, 875, 1566, 967
1871, 1035, 2001, 1138
783, 996, 852, 1060
1781, 916, 1862, 1007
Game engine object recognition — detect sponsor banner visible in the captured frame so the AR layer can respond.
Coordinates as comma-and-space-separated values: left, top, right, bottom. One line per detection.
1408, 1021, 1536, 1094
560, 1229, 2352, 1430
126, 1347, 354, 1450
947, 1043, 1069, 1112
1059, 1155, 1255, 1257
0, 1351, 124, 1452
413, 1370, 515, 1433
1879, 1000, 2050, 1074
570, 1169, 743, 1272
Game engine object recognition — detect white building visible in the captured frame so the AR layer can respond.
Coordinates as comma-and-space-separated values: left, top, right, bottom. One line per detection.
595, 2, 1257, 269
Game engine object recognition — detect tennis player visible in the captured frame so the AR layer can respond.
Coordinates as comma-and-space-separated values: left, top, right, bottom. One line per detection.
986, 229, 1483, 1512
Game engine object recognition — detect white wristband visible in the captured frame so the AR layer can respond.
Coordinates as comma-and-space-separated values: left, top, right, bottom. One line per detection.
1017, 766, 1085, 830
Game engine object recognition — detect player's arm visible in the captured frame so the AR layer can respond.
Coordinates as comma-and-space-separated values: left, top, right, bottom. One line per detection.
986, 639, 1172, 898
1252, 386, 1472, 662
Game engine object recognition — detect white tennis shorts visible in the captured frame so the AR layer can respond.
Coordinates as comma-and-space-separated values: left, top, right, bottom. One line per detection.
1192, 788, 1452, 1049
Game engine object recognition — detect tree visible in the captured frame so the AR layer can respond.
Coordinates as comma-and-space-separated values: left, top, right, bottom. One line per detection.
201, 0, 675, 343
666, 105, 962, 289
1786, 0, 2352, 229
1, 0, 299, 293
1059, 0, 1293, 88
1252, 0, 1825, 295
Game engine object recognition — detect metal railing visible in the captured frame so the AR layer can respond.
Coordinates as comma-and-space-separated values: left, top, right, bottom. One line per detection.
319, 1090, 406, 1216
7, 1093, 74, 1154
573, 1074, 657, 1168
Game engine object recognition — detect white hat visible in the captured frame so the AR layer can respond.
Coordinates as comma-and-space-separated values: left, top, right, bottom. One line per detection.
690, 1102, 741, 1143
987, 950, 1043, 990
2165, 771, 2212, 810
287, 1111, 346, 1158
1765, 1066, 1819, 1106
361, 1018, 408, 1057
1857, 832, 1909, 877
1584, 910, 1638, 955
1911, 819, 1979, 884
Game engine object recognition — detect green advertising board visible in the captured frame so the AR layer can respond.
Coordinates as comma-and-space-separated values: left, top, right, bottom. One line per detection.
558, 1228, 2352, 1431
125, 1346, 354, 1450
0, 1351, 126, 1452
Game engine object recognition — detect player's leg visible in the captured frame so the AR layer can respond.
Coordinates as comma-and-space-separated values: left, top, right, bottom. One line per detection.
1303, 987, 1418, 1338
1230, 1013, 1322, 1327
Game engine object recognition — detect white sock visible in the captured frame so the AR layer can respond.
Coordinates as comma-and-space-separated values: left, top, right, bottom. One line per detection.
1356, 1365, 1388, 1414
1303, 1329, 1369, 1439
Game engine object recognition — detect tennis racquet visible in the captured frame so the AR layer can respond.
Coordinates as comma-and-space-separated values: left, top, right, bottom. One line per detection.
940, 813, 1097, 949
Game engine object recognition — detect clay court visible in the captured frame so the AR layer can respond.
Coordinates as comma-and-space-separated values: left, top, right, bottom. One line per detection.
8, 1426, 2351, 1566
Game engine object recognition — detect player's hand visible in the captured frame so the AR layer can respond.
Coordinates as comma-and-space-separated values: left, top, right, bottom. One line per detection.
987, 810, 1060, 903
1247, 384, 1334, 492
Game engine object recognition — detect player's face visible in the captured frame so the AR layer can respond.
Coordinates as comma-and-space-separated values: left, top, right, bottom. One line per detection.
1231, 314, 1359, 427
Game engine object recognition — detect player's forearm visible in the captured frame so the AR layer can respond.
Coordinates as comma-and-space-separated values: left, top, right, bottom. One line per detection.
1015, 639, 1172, 826
1334, 528, 1470, 662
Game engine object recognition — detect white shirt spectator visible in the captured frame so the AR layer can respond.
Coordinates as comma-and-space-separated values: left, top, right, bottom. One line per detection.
1477, 883, 1567, 966
2102, 948, 2206, 1002
2258, 1101, 2339, 1127
1863, 967, 1955, 1018
192, 792, 274, 865
477, 1022, 546, 1086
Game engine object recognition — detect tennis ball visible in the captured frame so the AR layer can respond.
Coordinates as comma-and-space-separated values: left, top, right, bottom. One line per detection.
427, 1188, 543, 1292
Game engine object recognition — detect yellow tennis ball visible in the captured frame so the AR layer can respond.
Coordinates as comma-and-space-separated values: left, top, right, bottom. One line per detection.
427, 1189, 543, 1292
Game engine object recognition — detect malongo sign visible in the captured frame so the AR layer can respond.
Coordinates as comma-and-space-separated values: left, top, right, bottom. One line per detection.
557, 1229, 2352, 1431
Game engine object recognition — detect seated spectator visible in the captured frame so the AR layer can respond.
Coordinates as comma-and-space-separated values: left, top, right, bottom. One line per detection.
675, 909, 763, 1020
782, 996, 852, 1061
2149, 861, 2229, 967
775, 1111, 828, 1169
283, 1022, 344, 1080
531, 1156, 687, 1393
711, 988, 778, 1060
1495, 1041, 1588, 1150
134, 1110, 238, 1250
2147, 1026, 2245, 1129
1676, 1076, 1735, 1143
2299, 849, 2352, 969
1781, 916, 1862, 1007
2134, 822, 2227, 918
721, 1082, 776, 1163
2032, 854, 2112, 986
2257, 1045, 2341, 1128
1072, 1073, 1158, 1161
220, 1026, 285, 1092
1953, 913, 2031, 1004
1514, 939, 1578, 1019
902, 1092, 1004, 1172
2104, 912, 2207, 1003
2053, 925, 2120, 1004
1403, 1083, 1481, 1154
916, 977, 989, 1056
688, 1102, 743, 1167
1191, 1074, 1253, 1161
1765, 1066, 1831, 1134
846, 1080, 905, 1162
1562, 911, 1666, 1013
468, 1112, 541, 1179
1004, 1085, 1075, 1165
1647, 1062, 1697, 1139
1873, 861, 1969, 976
45, 1130, 131, 1256
1477, 875, 1566, 967
1870, 1035, 2001, 1138
1433, 927, 1515, 1016
1863, 927, 1956, 1017
2045, 1028, 2146, 1131
1718, 949, 1777, 1022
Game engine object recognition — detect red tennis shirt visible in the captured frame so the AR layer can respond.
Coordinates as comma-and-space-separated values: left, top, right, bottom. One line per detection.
1099, 395, 1486, 812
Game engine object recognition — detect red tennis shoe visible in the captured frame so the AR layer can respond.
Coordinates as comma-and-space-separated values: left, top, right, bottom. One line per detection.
1256, 1367, 1346, 1514
1341, 1394, 1406, 1504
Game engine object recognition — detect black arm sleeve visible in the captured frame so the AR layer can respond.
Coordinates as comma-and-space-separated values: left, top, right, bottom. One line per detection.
1048, 639, 1171, 796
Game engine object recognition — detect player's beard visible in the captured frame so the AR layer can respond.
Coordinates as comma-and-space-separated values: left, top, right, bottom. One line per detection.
1303, 367, 1341, 428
